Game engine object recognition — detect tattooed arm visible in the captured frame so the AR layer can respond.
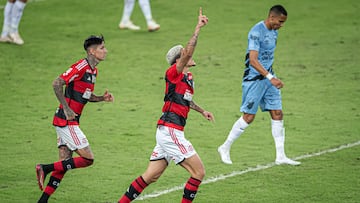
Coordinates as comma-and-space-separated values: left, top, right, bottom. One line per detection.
177, 7, 209, 73
190, 100, 215, 121
52, 77, 77, 120
89, 90, 114, 102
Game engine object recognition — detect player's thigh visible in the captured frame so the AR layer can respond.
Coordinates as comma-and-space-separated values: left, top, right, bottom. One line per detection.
180, 154, 205, 180
261, 85, 282, 112
240, 81, 266, 114
142, 159, 168, 184
55, 125, 90, 152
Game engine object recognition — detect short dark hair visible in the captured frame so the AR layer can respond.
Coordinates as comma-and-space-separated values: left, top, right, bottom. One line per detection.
270, 5, 287, 16
83, 35, 105, 51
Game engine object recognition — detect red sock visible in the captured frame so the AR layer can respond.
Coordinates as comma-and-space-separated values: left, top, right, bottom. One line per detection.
53, 157, 93, 172
44, 170, 65, 195
182, 177, 201, 203
73, 156, 94, 168
119, 176, 148, 203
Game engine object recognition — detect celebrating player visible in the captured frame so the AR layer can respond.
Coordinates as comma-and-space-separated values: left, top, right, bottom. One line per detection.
35, 35, 114, 203
117, 7, 213, 203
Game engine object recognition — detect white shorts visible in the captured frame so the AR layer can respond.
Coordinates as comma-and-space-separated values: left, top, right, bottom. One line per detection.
55, 125, 89, 151
150, 125, 197, 165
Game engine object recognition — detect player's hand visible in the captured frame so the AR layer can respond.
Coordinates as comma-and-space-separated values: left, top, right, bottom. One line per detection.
64, 107, 78, 121
202, 111, 215, 122
103, 90, 114, 102
270, 78, 284, 89
198, 7, 209, 28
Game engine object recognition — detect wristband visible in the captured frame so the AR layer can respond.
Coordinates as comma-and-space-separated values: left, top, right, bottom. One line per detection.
266, 73, 274, 80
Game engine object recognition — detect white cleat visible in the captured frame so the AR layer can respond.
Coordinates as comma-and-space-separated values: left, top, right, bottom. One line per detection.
218, 145, 232, 164
275, 157, 301, 166
147, 20, 160, 32
0, 35, 13, 43
119, 21, 141, 30
9, 32, 24, 45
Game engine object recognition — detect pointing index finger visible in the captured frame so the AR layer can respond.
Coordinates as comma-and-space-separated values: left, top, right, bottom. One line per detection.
199, 7, 202, 16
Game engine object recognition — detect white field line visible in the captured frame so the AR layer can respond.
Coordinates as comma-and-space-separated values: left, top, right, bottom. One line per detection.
136, 140, 360, 201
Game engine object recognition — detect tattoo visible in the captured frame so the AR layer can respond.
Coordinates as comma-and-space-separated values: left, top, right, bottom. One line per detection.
190, 101, 203, 113
53, 77, 68, 108
188, 33, 198, 47
89, 94, 103, 102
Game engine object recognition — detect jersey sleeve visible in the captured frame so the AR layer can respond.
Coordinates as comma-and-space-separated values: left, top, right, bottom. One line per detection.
166, 64, 183, 83
59, 62, 88, 85
248, 27, 260, 52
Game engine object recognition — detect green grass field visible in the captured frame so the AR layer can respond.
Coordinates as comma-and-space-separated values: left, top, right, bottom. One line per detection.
0, 0, 359, 202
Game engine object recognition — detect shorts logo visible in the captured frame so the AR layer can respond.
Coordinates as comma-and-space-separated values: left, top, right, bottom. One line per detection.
247, 102, 254, 109
151, 151, 158, 157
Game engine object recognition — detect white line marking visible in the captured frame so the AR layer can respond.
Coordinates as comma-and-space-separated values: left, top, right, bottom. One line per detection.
136, 140, 360, 200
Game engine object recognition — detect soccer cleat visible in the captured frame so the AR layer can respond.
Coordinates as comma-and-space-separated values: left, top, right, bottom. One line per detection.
218, 145, 232, 164
147, 20, 160, 32
275, 157, 301, 166
9, 32, 24, 45
0, 35, 13, 43
119, 21, 141, 30
36, 164, 46, 191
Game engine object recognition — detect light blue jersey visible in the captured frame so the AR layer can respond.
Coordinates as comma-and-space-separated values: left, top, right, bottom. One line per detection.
240, 21, 282, 114
243, 21, 278, 81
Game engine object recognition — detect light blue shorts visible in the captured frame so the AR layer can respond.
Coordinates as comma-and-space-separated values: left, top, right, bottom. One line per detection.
240, 79, 282, 114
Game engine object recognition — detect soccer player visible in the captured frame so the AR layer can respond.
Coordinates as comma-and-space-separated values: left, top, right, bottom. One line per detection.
118, 0, 160, 32
0, 0, 27, 45
35, 35, 114, 203
218, 5, 301, 166
117, 7, 213, 203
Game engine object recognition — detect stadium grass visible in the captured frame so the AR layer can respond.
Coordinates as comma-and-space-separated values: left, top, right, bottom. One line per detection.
0, 0, 359, 202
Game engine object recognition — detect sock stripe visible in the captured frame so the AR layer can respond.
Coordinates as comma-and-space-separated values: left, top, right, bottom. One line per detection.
136, 176, 148, 188
188, 177, 201, 186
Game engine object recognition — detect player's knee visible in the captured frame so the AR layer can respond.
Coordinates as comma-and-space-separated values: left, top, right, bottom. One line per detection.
193, 168, 205, 180
271, 110, 283, 120
243, 113, 255, 124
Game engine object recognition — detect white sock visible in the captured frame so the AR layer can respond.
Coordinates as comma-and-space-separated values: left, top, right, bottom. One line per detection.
1, 1, 14, 37
120, 0, 135, 24
271, 119, 286, 160
138, 0, 153, 24
222, 116, 249, 149
10, 0, 26, 34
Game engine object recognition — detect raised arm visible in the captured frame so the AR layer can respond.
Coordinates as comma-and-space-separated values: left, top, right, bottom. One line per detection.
176, 7, 209, 73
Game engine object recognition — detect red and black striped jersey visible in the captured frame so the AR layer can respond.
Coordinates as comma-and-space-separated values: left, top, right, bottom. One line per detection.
53, 59, 97, 127
157, 64, 194, 131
